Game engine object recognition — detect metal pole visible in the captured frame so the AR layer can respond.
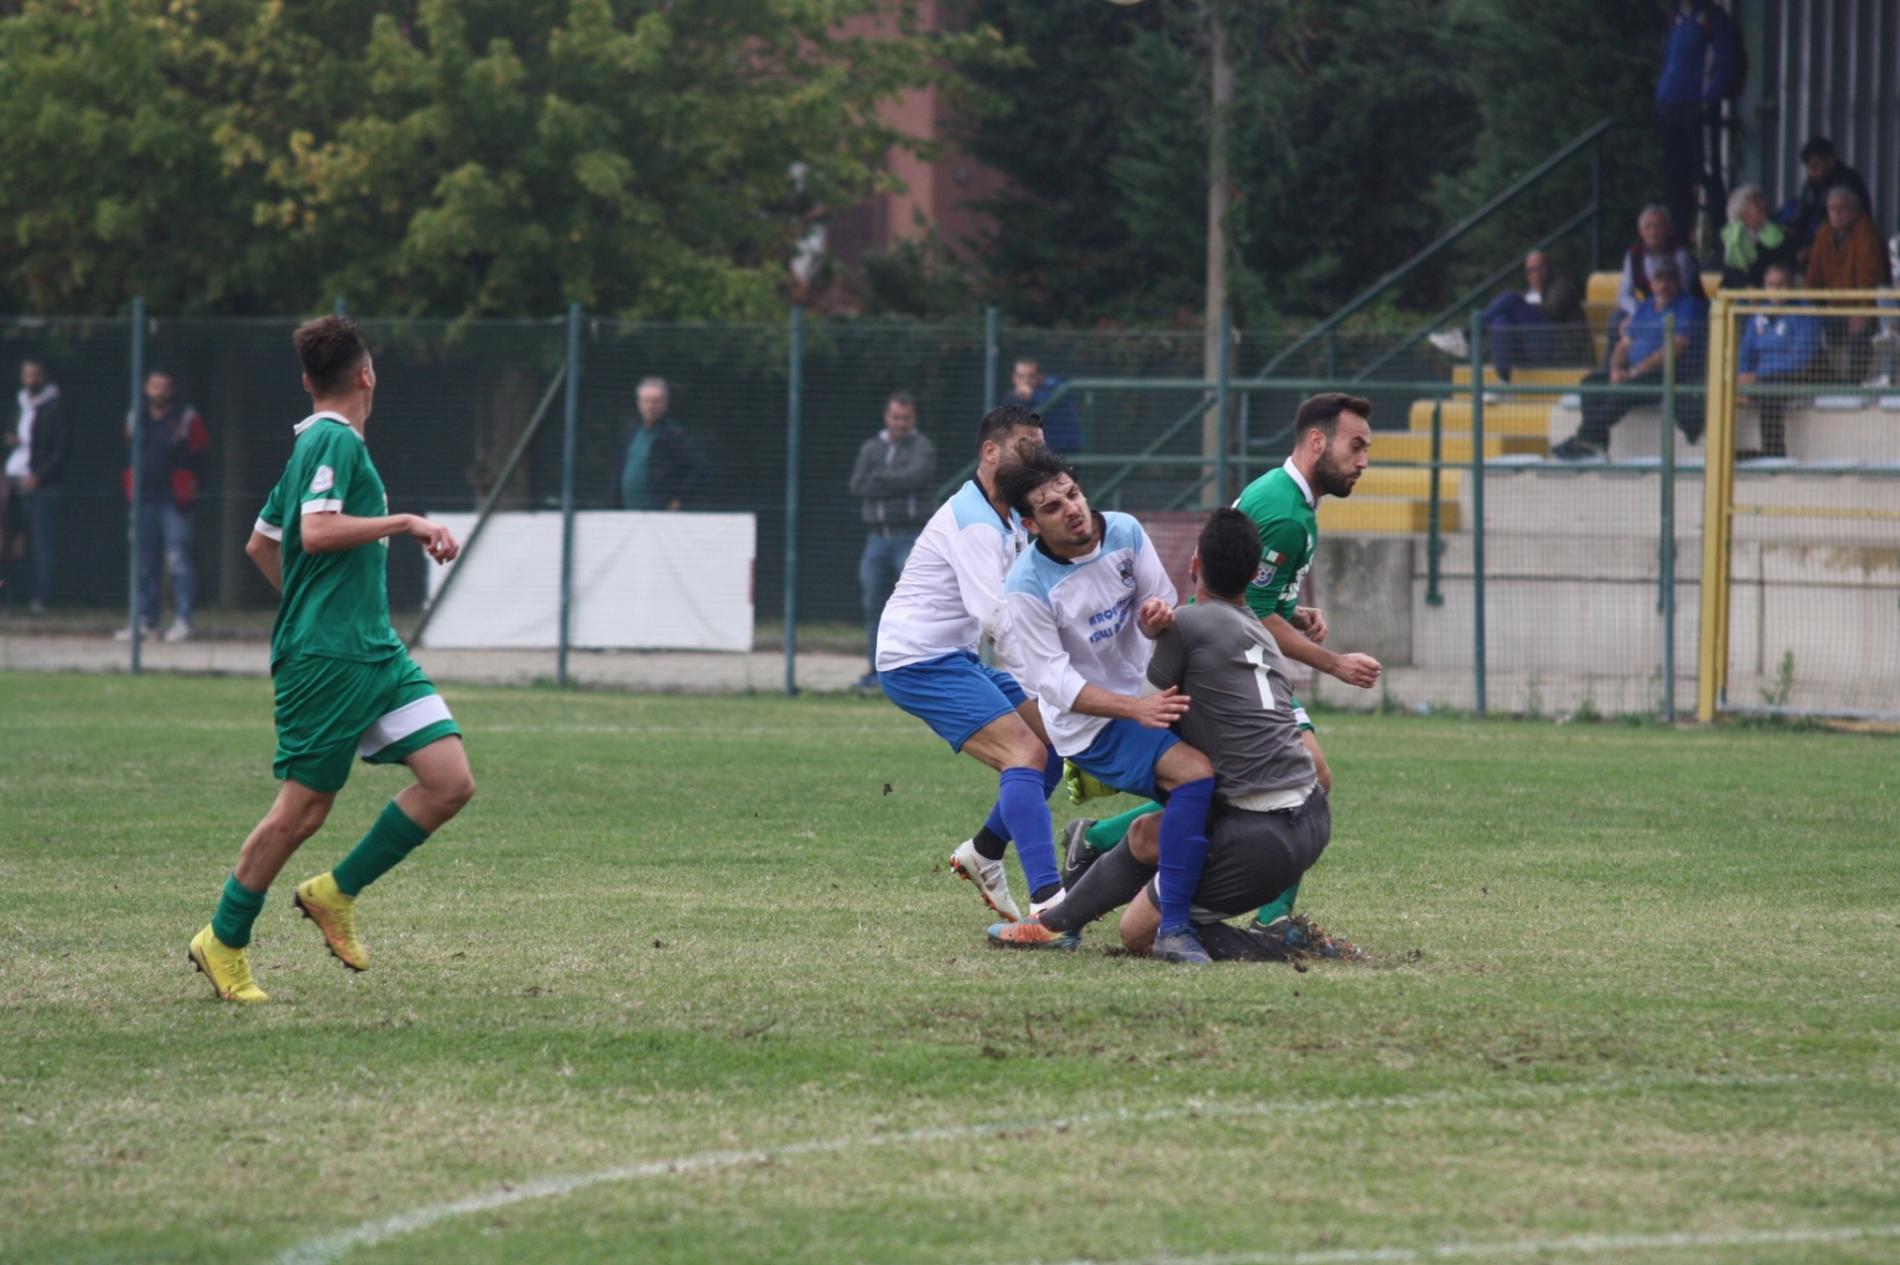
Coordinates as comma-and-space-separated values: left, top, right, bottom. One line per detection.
1660, 313, 1677, 720
1469, 309, 1486, 717
127, 297, 146, 673
556, 303, 581, 688
982, 305, 999, 412
1426, 397, 1444, 607
783, 306, 804, 697
1590, 135, 1603, 273
1214, 309, 1231, 504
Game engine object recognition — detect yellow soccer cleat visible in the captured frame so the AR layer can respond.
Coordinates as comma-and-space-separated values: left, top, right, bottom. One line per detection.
187, 925, 268, 1004
1062, 760, 1119, 806
293, 872, 368, 972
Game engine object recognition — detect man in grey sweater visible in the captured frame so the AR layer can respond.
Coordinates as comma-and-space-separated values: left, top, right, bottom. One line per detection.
989, 507, 1330, 959
848, 393, 937, 688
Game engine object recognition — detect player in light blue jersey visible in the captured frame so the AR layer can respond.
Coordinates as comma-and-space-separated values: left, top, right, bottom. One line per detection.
876, 405, 1067, 922
988, 450, 1220, 964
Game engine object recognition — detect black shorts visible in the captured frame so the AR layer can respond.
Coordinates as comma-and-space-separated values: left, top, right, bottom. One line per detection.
1144, 788, 1330, 925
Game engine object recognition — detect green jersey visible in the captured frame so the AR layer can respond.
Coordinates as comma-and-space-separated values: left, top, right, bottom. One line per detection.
1233, 459, 1318, 623
255, 412, 404, 669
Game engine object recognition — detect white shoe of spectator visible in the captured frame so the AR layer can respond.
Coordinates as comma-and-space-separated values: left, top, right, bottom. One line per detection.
1870, 327, 1900, 348
163, 620, 192, 643
1428, 329, 1471, 360
1482, 390, 1512, 405
113, 624, 157, 642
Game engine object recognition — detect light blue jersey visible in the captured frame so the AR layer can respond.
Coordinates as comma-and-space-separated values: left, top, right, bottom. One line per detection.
1002, 511, 1176, 755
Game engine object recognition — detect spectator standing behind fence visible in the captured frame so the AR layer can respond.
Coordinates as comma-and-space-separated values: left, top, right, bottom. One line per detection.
1735, 263, 1821, 461
1429, 250, 1586, 390
1720, 187, 1793, 288
1002, 358, 1081, 452
1607, 207, 1701, 367
119, 370, 210, 642
619, 377, 703, 511
1806, 186, 1892, 384
1778, 137, 1874, 267
1553, 260, 1707, 461
2, 358, 66, 615
1656, 0, 1744, 247
848, 392, 936, 690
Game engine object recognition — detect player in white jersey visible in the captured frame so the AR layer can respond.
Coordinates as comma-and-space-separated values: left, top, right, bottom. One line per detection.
875, 404, 1066, 921
993, 450, 1221, 964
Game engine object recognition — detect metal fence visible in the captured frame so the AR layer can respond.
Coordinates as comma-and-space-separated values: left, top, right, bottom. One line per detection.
2, 300, 1894, 719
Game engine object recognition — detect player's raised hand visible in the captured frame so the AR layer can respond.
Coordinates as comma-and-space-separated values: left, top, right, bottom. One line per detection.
1296, 605, 1329, 644
1131, 685, 1190, 729
1137, 597, 1175, 637
407, 516, 460, 565
1332, 652, 1381, 689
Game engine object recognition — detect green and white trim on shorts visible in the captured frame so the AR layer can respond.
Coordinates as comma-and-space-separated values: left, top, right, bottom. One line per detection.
272, 651, 461, 793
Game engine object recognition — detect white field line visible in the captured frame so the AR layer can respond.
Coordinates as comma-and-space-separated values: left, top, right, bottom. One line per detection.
271, 1073, 1840, 1265
1035, 1223, 1900, 1265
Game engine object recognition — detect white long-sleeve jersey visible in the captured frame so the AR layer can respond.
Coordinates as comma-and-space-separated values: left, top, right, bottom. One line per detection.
875, 477, 1031, 673
1001, 511, 1177, 755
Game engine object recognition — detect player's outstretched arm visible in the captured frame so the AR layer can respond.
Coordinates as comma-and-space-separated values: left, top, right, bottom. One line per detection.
1263, 612, 1380, 689
302, 511, 460, 563
245, 530, 283, 593
1072, 683, 1190, 730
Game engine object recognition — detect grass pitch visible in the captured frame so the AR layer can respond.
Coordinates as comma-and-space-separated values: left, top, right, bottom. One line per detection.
2, 672, 1897, 1265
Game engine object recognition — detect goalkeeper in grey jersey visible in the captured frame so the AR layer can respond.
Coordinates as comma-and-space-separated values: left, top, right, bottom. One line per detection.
989, 508, 1330, 958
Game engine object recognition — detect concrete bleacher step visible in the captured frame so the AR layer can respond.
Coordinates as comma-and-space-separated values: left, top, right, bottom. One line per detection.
1448, 365, 1589, 388
1408, 398, 1556, 437
1354, 467, 1463, 498
1379, 431, 1546, 463
1319, 495, 1460, 534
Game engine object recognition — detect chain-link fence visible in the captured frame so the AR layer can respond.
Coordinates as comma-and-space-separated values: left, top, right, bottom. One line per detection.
1698, 287, 1900, 721
3, 299, 1894, 718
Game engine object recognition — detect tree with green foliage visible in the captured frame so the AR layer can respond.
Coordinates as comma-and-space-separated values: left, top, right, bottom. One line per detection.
0, 0, 1001, 319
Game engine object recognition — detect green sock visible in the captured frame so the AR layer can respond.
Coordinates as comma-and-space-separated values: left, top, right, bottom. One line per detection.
211, 875, 266, 948
332, 801, 431, 897
1084, 801, 1163, 854
1254, 878, 1302, 928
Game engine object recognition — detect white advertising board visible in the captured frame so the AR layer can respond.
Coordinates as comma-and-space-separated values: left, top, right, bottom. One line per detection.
420, 511, 754, 652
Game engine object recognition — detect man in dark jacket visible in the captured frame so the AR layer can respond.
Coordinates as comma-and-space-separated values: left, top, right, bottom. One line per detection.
619, 377, 704, 511
848, 392, 936, 688
3, 358, 66, 614
122, 369, 212, 641
1779, 137, 1875, 264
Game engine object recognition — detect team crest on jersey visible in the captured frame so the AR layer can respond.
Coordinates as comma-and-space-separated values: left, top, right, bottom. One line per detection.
310, 465, 335, 494
1116, 557, 1135, 588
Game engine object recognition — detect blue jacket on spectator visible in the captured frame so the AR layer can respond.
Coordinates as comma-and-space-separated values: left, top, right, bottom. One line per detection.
1656, 2, 1742, 104
1738, 306, 1822, 379
1626, 293, 1708, 367
1001, 377, 1082, 453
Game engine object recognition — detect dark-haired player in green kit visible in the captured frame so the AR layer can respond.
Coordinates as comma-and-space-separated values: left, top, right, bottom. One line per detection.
185, 315, 475, 1004
1061, 393, 1381, 950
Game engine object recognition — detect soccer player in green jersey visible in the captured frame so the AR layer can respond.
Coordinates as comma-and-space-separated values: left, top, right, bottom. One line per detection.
186, 316, 474, 1004
1062, 393, 1382, 945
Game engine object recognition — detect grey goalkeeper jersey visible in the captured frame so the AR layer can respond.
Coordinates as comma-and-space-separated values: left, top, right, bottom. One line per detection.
1145, 600, 1317, 804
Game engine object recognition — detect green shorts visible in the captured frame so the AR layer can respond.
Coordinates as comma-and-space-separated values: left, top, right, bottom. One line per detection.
272, 652, 462, 793
1290, 694, 1316, 734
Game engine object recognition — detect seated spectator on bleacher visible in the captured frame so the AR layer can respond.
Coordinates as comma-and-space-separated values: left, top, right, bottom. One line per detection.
1429, 251, 1587, 388
1736, 264, 1821, 459
1806, 186, 1892, 382
1720, 187, 1793, 288
1552, 260, 1706, 460
1606, 207, 1701, 366
1778, 137, 1874, 267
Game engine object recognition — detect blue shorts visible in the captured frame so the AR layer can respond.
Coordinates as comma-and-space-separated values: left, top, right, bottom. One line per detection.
1069, 718, 1181, 801
879, 651, 1027, 753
